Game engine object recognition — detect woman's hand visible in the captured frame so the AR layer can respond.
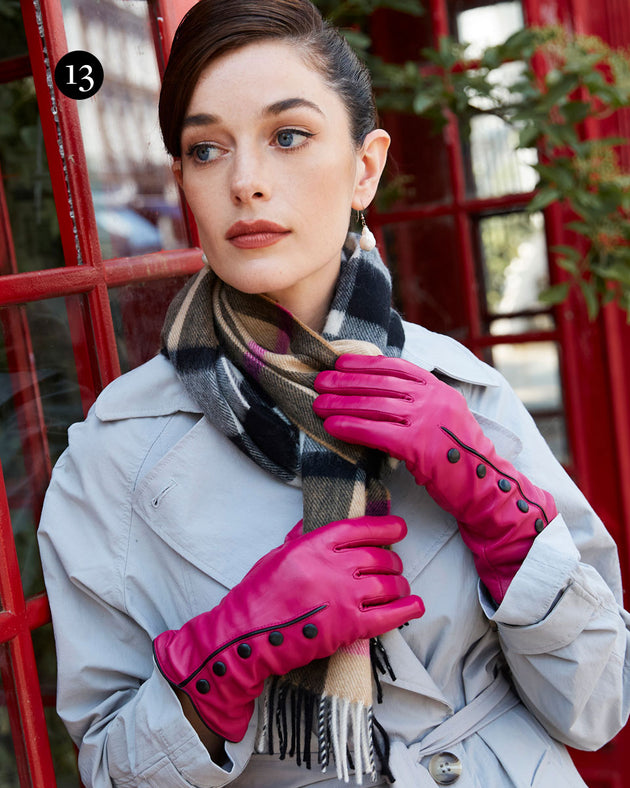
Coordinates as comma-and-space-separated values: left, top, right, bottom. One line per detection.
314, 355, 558, 602
154, 514, 424, 743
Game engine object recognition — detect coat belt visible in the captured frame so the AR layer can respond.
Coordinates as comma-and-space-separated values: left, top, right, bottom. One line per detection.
389, 673, 520, 784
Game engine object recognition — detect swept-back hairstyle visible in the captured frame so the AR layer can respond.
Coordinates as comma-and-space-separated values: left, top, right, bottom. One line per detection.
159, 0, 377, 156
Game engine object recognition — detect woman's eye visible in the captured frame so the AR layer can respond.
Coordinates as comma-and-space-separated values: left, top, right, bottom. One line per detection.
274, 129, 311, 149
188, 143, 222, 163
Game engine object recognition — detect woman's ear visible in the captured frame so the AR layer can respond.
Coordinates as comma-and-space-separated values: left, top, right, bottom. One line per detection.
351, 129, 390, 212
172, 158, 184, 189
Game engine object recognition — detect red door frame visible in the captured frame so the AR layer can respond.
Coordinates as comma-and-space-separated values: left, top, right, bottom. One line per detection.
0, 1, 199, 785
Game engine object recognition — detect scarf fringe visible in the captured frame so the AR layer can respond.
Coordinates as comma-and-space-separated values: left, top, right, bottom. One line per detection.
259, 675, 393, 784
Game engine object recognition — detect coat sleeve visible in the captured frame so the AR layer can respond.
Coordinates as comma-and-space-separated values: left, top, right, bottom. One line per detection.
37, 410, 257, 788
466, 373, 630, 751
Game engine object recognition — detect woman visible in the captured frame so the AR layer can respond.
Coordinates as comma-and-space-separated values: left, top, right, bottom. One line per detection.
38, 1, 630, 786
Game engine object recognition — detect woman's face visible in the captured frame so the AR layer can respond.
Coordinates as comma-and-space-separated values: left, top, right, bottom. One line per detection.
174, 41, 389, 329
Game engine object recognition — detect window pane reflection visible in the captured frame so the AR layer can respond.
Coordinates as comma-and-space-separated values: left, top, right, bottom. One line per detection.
0, 4, 28, 60
476, 211, 552, 332
0, 650, 22, 788
110, 276, 191, 374
381, 113, 453, 207
454, 1, 524, 58
466, 110, 538, 199
61, 0, 188, 257
491, 341, 569, 464
0, 78, 64, 273
31, 624, 80, 785
382, 218, 468, 340
0, 297, 85, 596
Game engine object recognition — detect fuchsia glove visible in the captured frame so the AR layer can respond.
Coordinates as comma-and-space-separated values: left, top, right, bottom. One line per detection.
314, 355, 558, 603
154, 515, 423, 742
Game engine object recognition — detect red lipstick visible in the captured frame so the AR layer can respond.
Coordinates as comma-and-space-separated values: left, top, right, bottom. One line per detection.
226, 220, 290, 249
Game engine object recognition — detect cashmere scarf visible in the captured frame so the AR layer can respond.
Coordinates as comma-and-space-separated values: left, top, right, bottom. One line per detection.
161, 234, 404, 783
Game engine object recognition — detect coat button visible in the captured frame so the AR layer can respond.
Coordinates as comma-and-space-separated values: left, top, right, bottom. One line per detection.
447, 448, 460, 463
498, 478, 511, 492
428, 751, 462, 784
269, 631, 284, 646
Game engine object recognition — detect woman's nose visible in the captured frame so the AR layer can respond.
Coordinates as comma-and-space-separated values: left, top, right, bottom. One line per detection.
230, 149, 270, 205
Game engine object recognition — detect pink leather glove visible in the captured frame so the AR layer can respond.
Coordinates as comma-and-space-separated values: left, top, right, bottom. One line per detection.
154, 515, 424, 742
314, 355, 558, 603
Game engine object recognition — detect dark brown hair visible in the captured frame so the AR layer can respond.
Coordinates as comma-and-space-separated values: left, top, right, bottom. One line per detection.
159, 0, 377, 157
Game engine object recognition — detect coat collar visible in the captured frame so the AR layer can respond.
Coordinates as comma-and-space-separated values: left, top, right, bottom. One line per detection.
96, 321, 498, 422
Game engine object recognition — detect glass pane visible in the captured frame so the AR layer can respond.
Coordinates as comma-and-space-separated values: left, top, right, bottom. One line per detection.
31, 625, 79, 787
490, 341, 569, 464
109, 276, 191, 374
453, 1, 524, 58
381, 113, 452, 208
382, 217, 469, 340
0, 2, 28, 61
0, 297, 85, 597
372, 8, 435, 64
0, 646, 24, 788
476, 211, 552, 331
60, 0, 188, 257
0, 78, 64, 273
465, 108, 538, 199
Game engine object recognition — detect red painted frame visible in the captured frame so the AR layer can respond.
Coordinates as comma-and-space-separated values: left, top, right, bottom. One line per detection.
0, 1, 199, 785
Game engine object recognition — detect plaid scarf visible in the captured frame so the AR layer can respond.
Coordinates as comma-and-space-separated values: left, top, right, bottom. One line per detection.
161, 234, 404, 782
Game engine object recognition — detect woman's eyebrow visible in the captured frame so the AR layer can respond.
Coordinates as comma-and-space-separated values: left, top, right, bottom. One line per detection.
264, 97, 324, 117
181, 112, 219, 131
181, 98, 324, 132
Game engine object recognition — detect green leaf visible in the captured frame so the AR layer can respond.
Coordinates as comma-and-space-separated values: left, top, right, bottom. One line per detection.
539, 282, 570, 305
552, 244, 582, 261
378, 0, 424, 14
579, 278, 601, 320
566, 220, 593, 237
591, 262, 630, 285
518, 124, 540, 148
527, 187, 562, 213
340, 28, 371, 52
412, 92, 437, 114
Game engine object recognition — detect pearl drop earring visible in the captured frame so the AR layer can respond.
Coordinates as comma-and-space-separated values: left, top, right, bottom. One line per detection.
201, 251, 209, 265
359, 211, 376, 251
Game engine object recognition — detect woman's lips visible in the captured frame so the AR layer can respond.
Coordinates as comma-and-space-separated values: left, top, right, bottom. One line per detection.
226, 220, 290, 249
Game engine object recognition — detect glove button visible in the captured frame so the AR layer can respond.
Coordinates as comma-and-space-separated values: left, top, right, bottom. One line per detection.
196, 679, 211, 694
303, 624, 318, 639
269, 631, 284, 646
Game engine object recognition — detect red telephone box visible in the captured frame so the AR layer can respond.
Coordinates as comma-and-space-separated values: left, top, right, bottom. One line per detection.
0, 0, 628, 785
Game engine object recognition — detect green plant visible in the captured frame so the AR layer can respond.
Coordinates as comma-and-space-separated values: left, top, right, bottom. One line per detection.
411, 27, 630, 319
314, 0, 630, 320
